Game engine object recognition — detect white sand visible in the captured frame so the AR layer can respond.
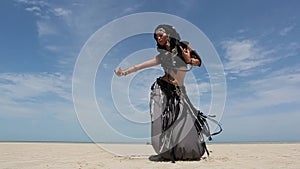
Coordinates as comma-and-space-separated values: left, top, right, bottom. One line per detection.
1, 142, 300, 169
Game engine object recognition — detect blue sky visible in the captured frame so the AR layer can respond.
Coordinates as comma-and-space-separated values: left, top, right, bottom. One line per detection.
1, 0, 300, 143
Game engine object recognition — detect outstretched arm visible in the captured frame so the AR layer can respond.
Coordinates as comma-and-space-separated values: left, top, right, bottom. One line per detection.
114, 57, 159, 77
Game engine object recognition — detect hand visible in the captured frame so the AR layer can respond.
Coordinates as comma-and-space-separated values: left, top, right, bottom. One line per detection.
114, 67, 124, 77
180, 46, 191, 62
180, 46, 190, 57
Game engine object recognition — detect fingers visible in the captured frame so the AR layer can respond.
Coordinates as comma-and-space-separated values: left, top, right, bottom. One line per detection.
114, 70, 119, 76
180, 46, 190, 54
114, 69, 119, 76
114, 67, 123, 77
180, 46, 183, 51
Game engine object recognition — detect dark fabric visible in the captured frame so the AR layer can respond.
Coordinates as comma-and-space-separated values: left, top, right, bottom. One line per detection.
154, 24, 186, 71
180, 41, 202, 67
150, 78, 210, 161
156, 41, 202, 73
156, 47, 187, 70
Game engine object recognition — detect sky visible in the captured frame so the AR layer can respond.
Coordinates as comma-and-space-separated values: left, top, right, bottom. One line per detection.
0, 0, 300, 143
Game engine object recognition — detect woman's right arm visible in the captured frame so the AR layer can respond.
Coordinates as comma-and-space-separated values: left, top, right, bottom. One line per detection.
115, 56, 160, 77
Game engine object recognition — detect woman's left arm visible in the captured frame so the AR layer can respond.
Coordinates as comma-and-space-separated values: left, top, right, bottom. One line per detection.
115, 56, 159, 77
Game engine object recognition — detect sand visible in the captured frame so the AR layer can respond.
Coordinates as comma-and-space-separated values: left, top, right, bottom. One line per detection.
1, 142, 300, 169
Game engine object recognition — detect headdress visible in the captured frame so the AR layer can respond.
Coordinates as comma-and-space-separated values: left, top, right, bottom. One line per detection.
154, 24, 181, 41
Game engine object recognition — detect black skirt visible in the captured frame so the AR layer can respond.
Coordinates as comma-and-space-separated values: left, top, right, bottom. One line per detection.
150, 78, 211, 161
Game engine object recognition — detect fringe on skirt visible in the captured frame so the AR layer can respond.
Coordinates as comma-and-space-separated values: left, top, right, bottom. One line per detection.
150, 78, 212, 161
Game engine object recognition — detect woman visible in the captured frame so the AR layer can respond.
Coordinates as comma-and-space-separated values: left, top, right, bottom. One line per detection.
115, 24, 219, 162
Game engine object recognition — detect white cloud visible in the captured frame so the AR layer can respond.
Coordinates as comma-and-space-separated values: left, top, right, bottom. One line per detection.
250, 69, 300, 106
176, 0, 198, 11
15, 0, 50, 18
185, 82, 211, 97
226, 66, 300, 117
18, 2, 73, 36
279, 25, 295, 36
0, 72, 75, 120
237, 29, 249, 34
15, 0, 146, 74
29, 1, 140, 40
221, 39, 275, 76
53, 8, 72, 17
15, 0, 48, 7
0, 72, 71, 103
37, 21, 58, 36
25, 6, 41, 12
121, 4, 142, 15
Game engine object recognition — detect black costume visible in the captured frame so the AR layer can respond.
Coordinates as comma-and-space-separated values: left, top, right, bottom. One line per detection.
149, 24, 221, 162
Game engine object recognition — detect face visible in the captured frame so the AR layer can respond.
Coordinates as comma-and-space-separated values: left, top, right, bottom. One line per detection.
155, 32, 168, 46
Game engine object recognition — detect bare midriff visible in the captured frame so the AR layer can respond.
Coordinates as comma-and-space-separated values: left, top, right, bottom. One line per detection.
161, 66, 187, 86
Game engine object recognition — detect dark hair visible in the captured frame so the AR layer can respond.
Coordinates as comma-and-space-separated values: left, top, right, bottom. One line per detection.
154, 24, 181, 51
